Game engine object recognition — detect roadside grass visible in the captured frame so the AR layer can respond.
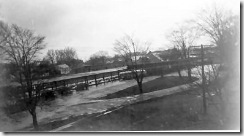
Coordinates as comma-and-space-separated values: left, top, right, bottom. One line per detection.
101, 76, 198, 99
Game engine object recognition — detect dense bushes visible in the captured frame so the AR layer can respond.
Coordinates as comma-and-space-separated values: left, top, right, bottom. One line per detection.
56, 86, 72, 95
76, 83, 86, 91
145, 66, 178, 76
1, 85, 27, 114
41, 90, 56, 101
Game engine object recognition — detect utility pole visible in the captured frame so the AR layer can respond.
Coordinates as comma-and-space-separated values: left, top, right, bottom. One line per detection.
187, 46, 192, 81
201, 44, 207, 114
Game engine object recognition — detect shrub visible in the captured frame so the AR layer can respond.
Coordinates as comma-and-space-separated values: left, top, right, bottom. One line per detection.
76, 83, 86, 91
56, 86, 72, 96
1, 85, 27, 114
41, 90, 56, 101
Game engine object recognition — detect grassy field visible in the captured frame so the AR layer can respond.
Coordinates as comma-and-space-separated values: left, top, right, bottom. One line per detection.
60, 73, 240, 131
22, 75, 239, 131
101, 76, 198, 99
62, 86, 239, 131
22, 76, 197, 131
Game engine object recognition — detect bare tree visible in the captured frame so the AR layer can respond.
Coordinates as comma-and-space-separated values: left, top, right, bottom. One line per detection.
87, 51, 110, 67
55, 47, 78, 64
114, 34, 150, 94
92, 50, 109, 58
0, 22, 45, 130
45, 49, 56, 64
196, 5, 239, 69
167, 21, 200, 80
44, 47, 81, 69
192, 6, 240, 123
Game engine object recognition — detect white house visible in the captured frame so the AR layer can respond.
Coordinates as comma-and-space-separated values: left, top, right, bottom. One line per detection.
56, 64, 71, 74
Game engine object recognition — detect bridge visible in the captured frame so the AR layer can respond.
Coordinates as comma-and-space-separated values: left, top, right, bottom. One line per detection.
35, 56, 219, 92
33, 66, 127, 91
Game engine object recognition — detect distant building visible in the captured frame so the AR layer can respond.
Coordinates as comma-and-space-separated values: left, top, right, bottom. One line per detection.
128, 51, 165, 64
146, 51, 164, 63
189, 46, 218, 58
56, 64, 71, 74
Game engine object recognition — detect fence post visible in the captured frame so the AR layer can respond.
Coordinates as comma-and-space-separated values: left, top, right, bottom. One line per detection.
103, 74, 105, 85
110, 72, 113, 82
85, 76, 88, 90
94, 75, 98, 86
117, 71, 120, 80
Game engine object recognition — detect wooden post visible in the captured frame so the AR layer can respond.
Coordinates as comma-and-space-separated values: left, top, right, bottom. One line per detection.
51, 82, 54, 90
85, 76, 88, 90
201, 44, 207, 114
110, 72, 113, 82
74, 78, 77, 85
117, 71, 120, 80
94, 75, 98, 86
63, 80, 66, 87
54, 81, 57, 90
103, 74, 105, 85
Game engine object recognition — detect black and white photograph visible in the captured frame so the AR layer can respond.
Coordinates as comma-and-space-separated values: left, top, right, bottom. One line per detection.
0, 0, 240, 132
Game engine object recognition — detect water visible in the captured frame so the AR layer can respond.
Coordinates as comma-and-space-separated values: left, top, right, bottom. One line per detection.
1, 67, 208, 131
0, 76, 159, 131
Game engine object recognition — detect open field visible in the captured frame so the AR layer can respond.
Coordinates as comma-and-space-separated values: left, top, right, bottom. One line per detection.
18, 75, 199, 131
101, 76, 198, 99
61, 84, 239, 131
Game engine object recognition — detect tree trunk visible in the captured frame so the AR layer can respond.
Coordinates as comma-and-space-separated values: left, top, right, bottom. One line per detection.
177, 69, 182, 78
187, 67, 192, 81
138, 82, 143, 94
30, 109, 39, 131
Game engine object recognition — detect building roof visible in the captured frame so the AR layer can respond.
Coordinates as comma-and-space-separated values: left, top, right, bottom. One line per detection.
57, 64, 70, 69
146, 51, 164, 63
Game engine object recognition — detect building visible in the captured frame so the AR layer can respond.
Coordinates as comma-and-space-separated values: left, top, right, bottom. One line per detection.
56, 64, 71, 74
146, 51, 164, 63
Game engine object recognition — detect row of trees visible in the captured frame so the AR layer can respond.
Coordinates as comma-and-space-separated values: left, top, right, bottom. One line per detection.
44, 48, 126, 72
44, 47, 83, 69
166, 6, 239, 70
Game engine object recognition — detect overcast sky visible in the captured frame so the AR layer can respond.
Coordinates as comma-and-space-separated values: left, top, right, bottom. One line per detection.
0, 0, 239, 60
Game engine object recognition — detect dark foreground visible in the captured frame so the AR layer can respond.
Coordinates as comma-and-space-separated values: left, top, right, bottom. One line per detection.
61, 85, 239, 131
22, 76, 196, 131
22, 75, 239, 131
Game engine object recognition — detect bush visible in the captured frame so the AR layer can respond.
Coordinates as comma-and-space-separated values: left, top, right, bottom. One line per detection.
145, 67, 163, 76
3, 100, 27, 114
56, 86, 72, 96
76, 83, 86, 91
1, 85, 27, 114
41, 90, 56, 101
